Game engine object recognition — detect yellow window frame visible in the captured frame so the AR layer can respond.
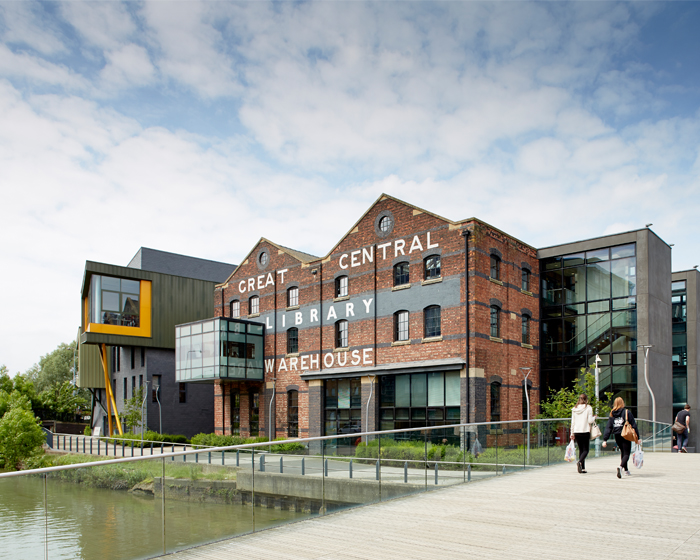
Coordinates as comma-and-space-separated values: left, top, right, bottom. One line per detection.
85, 280, 152, 338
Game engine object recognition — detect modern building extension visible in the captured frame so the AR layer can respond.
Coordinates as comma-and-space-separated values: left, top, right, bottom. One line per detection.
78, 248, 236, 438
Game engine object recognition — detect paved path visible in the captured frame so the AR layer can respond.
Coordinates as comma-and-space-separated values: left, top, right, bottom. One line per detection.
162, 452, 700, 560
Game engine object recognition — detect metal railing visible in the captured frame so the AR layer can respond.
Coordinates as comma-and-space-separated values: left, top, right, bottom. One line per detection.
0, 417, 671, 560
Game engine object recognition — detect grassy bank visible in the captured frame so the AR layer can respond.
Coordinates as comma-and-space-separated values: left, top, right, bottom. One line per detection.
45, 454, 237, 490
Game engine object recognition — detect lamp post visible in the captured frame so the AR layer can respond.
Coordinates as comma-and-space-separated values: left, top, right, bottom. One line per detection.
594, 355, 601, 457
638, 344, 655, 450
140, 381, 149, 445
519, 367, 532, 463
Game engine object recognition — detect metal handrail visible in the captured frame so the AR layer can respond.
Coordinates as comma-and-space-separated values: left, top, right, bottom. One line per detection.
1, 417, 670, 479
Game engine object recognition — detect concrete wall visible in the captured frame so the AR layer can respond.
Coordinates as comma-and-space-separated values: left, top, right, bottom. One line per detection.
636, 230, 672, 423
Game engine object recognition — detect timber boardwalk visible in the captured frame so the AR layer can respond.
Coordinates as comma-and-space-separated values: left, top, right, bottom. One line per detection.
163, 453, 700, 560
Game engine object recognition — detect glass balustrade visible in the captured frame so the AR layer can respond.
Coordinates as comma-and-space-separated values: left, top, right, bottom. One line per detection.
0, 418, 672, 560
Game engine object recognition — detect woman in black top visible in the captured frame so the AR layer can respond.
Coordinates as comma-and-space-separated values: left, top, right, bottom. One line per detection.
602, 397, 640, 478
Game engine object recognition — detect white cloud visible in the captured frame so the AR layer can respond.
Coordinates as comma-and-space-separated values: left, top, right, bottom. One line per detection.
59, 1, 137, 50
0, 2, 66, 55
140, 1, 240, 98
0, 44, 88, 89
100, 44, 155, 89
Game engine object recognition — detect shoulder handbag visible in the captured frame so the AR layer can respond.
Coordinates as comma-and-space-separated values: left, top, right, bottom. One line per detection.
673, 415, 686, 434
621, 409, 638, 443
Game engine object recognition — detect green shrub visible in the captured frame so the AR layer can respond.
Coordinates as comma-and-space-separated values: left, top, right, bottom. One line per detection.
103, 431, 189, 447
0, 407, 46, 470
83, 425, 92, 436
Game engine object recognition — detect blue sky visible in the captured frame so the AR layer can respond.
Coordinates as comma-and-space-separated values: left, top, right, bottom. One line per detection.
1, 1, 699, 375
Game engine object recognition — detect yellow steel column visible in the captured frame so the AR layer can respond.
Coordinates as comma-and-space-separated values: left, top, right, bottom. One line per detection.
100, 344, 124, 436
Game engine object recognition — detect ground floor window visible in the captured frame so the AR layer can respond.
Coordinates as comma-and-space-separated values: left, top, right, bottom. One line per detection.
231, 390, 240, 435
288, 390, 298, 437
324, 378, 362, 436
379, 371, 460, 443
250, 392, 259, 436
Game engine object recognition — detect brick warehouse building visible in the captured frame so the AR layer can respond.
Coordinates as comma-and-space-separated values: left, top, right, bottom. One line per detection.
176, 195, 540, 442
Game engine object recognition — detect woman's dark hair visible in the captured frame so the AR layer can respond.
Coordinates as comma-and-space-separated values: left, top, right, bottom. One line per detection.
576, 394, 589, 406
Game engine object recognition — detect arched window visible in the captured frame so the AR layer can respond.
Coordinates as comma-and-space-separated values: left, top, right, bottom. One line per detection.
335, 275, 348, 298
424, 255, 441, 280
394, 310, 409, 341
287, 286, 299, 307
490, 255, 501, 280
521, 269, 530, 292
230, 300, 240, 318
249, 295, 259, 315
394, 262, 410, 286
490, 381, 501, 423
288, 390, 299, 437
490, 305, 500, 338
335, 320, 348, 348
521, 315, 530, 344
424, 305, 441, 338
287, 327, 299, 354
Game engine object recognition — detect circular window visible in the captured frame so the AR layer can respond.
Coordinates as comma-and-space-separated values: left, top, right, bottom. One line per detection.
374, 210, 395, 237
259, 252, 269, 266
379, 215, 393, 233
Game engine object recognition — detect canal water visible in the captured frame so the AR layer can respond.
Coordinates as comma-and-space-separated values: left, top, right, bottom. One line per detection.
0, 475, 311, 560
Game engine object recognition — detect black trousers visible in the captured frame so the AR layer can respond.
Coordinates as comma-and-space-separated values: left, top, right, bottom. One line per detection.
614, 434, 632, 471
574, 432, 590, 469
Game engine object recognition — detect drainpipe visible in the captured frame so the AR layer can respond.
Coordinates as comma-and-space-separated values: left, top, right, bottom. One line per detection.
462, 229, 471, 423
268, 378, 277, 445
365, 374, 376, 443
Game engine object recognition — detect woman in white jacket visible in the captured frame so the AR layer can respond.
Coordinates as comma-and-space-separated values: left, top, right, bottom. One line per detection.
570, 394, 596, 473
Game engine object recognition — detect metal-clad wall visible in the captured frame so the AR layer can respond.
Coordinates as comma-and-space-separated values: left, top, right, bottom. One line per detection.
78, 343, 106, 388
151, 274, 217, 348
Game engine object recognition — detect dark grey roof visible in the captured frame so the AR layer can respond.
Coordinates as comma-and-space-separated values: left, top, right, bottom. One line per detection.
127, 248, 236, 283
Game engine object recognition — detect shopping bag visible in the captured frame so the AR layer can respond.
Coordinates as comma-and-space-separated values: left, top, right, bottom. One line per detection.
565, 440, 576, 462
632, 445, 644, 469
470, 438, 483, 458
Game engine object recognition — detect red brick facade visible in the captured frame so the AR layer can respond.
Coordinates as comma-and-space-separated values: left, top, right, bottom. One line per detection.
212, 195, 539, 439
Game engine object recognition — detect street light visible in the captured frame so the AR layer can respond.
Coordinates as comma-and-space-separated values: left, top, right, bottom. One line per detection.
638, 344, 655, 450
140, 381, 149, 445
519, 367, 532, 463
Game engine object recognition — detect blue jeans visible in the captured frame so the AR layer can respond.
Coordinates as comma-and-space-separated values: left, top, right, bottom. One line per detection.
677, 430, 688, 450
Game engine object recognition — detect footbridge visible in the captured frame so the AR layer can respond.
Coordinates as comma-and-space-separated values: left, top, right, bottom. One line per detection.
2, 419, 695, 560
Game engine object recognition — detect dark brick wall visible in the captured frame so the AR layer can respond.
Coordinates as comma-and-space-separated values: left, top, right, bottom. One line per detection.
91, 346, 214, 439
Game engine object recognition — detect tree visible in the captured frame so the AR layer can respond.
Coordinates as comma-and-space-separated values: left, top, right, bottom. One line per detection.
120, 387, 146, 433
539, 369, 613, 420
0, 407, 46, 470
40, 381, 89, 422
0, 390, 46, 470
22, 342, 91, 422
25, 342, 78, 394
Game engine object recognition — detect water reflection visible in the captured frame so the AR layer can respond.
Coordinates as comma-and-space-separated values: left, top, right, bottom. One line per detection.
0, 474, 308, 560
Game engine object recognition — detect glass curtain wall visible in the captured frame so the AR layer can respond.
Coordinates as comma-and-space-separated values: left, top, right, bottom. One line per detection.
672, 280, 688, 418
379, 371, 460, 444
540, 244, 637, 413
